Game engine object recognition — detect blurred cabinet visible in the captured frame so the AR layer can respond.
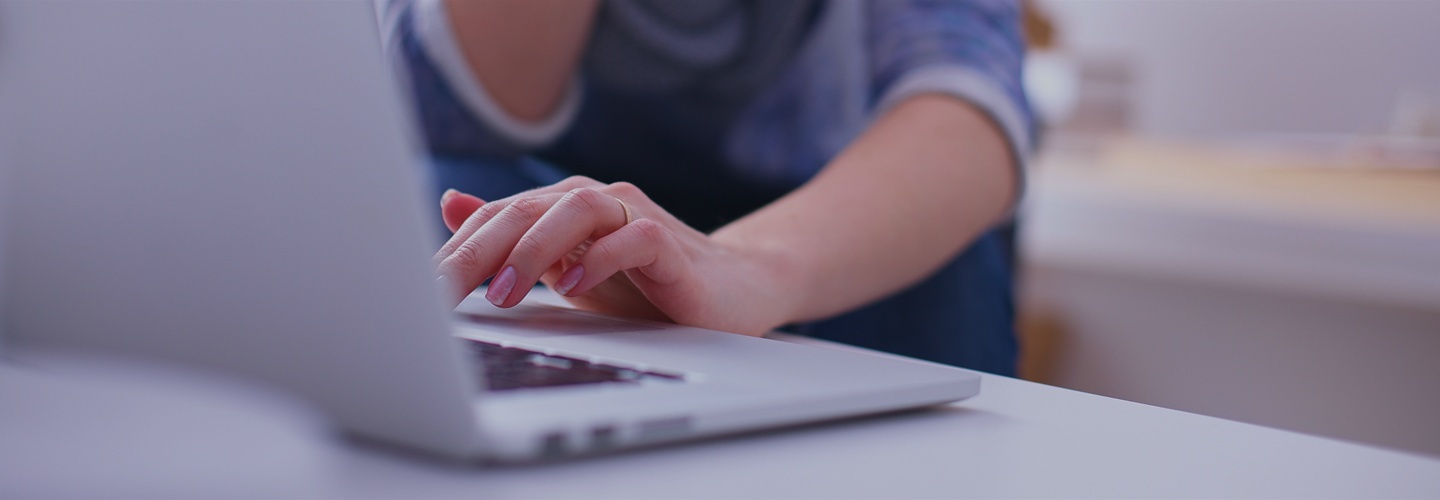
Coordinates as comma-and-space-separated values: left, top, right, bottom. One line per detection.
1019, 137, 1440, 457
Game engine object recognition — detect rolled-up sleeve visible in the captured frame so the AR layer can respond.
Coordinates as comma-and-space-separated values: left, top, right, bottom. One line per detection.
867, 0, 1035, 193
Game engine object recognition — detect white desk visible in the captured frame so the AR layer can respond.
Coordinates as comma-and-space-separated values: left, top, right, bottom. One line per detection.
3, 341, 1439, 499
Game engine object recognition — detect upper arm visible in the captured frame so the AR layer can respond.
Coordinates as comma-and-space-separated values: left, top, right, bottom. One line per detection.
866, 0, 1036, 201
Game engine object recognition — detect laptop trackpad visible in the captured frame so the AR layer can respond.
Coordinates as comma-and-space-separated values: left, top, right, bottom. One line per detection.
455, 304, 663, 337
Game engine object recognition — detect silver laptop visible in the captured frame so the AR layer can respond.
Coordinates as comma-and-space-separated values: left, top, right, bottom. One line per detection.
0, 0, 980, 462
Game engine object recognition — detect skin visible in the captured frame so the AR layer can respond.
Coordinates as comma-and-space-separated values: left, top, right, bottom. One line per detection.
433, 0, 1016, 336
443, 0, 598, 122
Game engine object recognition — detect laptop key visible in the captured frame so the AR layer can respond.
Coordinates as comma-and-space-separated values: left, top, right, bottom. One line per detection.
465, 340, 683, 392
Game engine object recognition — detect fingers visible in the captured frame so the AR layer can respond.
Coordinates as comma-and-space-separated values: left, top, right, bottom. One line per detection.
485, 187, 631, 307
435, 192, 566, 306
440, 189, 486, 233
551, 218, 686, 298
434, 175, 603, 265
432, 176, 673, 310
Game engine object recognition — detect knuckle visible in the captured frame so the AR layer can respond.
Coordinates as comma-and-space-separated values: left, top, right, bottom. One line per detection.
561, 175, 599, 189
434, 240, 462, 263
456, 203, 506, 236
474, 201, 506, 221
564, 187, 605, 212
587, 239, 621, 266
610, 181, 656, 205
512, 234, 547, 259
505, 196, 546, 221
605, 181, 642, 199
445, 240, 486, 271
630, 218, 666, 242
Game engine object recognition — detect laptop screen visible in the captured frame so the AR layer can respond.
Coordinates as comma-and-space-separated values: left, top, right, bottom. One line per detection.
0, 27, 13, 353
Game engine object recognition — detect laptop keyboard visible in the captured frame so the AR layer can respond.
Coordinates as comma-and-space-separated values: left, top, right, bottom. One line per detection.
465, 339, 684, 392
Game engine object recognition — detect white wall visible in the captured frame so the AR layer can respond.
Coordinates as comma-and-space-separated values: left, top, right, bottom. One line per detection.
1043, 0, 1440, 136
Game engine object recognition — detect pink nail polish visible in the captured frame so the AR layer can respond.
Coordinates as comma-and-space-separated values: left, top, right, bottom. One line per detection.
486, 266, 517, 306
554, 264, 585, 295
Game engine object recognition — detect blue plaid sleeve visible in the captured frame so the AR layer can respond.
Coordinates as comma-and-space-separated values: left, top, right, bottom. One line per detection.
867, 0, 1036, 172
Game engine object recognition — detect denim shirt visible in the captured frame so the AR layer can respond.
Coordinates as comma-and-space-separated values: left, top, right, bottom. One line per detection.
391, 0, 1034, 226
385, 0, 1031, 374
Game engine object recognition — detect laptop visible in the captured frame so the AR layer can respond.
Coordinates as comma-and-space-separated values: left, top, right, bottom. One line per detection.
0, 0, 980, 462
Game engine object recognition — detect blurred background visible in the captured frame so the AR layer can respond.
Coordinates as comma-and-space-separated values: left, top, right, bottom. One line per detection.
4, 0, 1437, 465
1015, 0, 1440, 457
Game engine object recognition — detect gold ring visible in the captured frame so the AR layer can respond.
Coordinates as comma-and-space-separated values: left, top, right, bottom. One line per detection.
616, 197, 633, 225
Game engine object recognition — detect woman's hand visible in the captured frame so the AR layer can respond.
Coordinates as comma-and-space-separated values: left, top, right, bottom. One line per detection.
433, 95, 1015, 338
433, 176, 793, 336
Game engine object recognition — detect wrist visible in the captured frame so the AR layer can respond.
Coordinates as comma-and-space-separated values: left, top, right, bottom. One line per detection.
709, 230, 809, 334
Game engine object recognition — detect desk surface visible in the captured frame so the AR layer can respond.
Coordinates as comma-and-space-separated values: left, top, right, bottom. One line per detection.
4, 340, 1439, 499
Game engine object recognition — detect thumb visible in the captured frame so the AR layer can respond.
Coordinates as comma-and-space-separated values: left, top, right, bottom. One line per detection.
440, 188, 486, 233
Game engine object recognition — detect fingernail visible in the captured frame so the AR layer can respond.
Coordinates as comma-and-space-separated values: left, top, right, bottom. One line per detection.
441, 188, 459, 205
554, 264, 584, 295
486, 266, 517, 306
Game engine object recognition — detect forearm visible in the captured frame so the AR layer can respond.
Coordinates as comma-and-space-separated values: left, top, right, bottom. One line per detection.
443, 0, 598, 122
711, 94, 1017, 326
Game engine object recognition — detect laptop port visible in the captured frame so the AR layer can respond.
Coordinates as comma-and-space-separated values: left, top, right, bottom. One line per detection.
635, 416, 691, 442
590, 425, 618, 451
539, 431, 567, 458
